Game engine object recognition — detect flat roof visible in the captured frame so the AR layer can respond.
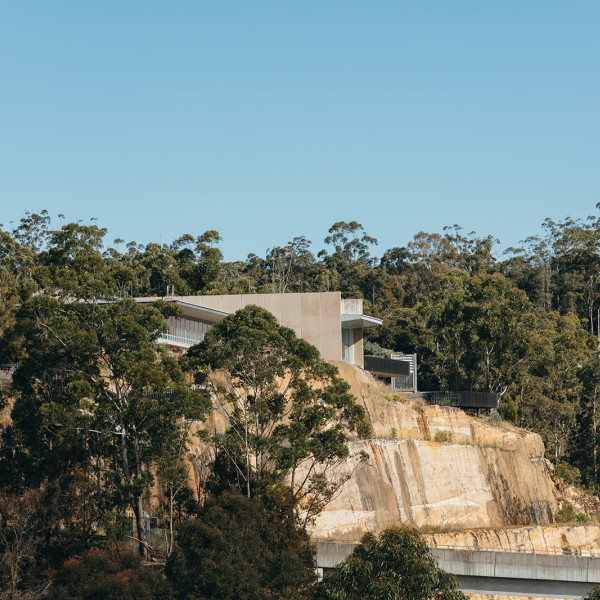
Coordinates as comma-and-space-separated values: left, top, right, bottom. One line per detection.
136, 298, 229, 321
134, 296, 382, 329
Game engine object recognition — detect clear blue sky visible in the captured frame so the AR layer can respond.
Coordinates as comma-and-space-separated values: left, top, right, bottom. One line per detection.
1, 1, 599, 260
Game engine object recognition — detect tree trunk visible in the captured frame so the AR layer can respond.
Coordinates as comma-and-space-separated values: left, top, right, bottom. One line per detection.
132, 429, 150, 560
133, 496, 150, 561
121, 421, 150, 561
168, 489, 174, 557
244, 401, 251, 499
594, 386, 598, 491
484, 344, 491, 392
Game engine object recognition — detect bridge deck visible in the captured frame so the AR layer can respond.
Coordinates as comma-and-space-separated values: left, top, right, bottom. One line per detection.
314, 540, 600, 599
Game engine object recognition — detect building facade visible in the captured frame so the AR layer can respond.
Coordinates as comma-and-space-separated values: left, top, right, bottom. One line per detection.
137, 291, 381, 369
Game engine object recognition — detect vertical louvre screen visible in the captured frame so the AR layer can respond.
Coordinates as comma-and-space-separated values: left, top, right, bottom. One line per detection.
391, 354, 417, 392
165, 316, 213, 345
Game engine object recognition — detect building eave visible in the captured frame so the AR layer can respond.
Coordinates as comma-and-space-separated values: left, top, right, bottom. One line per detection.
136, 298, 230, 321
341, 314, 383, 329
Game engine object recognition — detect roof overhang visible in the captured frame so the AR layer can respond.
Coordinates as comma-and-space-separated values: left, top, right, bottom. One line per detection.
341, 314, 382, 329
136, 298, 230, 322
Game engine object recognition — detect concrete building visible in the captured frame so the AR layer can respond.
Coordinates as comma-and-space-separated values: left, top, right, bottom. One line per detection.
137, 291, 381, 369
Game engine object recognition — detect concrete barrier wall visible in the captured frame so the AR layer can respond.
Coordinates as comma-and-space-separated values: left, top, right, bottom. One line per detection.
432, 548, 600, 583
314, 541, 600, 584
314, 541, 358, 569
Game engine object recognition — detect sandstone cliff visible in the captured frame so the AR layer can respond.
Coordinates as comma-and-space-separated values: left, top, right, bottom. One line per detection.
308, 363, 560, 540
424, 525, 600, 555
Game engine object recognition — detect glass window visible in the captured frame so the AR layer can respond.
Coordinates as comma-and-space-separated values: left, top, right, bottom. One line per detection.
342, 328, 353, 363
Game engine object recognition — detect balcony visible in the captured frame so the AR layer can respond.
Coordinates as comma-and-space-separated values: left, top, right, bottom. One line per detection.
418, 391, 499, 409
364, 356, 411, 377
156, 332, 205, 348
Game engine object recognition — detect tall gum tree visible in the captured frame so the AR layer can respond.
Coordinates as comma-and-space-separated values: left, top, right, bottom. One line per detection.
1, 223, 211, 559
184, 305, 370, 523
6, 295, 210, 559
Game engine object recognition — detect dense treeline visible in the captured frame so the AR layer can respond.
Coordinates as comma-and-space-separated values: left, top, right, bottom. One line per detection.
3, 210, 600, 483
1, 208, 600, 596
0, 211, 372, 598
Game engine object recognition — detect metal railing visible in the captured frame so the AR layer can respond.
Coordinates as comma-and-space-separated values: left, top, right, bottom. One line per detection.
364, 356, 410, 377
420, 391, 499, 409
391, 354, 417, 392
156, 333, 204, 348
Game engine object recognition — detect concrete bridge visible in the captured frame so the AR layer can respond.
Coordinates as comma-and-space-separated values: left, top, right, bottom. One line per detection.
314, 540, 600, 598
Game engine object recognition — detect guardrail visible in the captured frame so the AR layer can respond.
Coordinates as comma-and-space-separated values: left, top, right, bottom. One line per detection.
364, 356, 410, 377
311, 538, 600, 557
420, 391, 499, 409
156, 333, 204, 348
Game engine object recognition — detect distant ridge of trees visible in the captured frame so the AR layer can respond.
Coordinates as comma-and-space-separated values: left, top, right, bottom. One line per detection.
3, 208, 600, 597
4, 210, 600, 490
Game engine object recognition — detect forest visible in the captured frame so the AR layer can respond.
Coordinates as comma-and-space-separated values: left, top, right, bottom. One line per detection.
2, 208, 600, 597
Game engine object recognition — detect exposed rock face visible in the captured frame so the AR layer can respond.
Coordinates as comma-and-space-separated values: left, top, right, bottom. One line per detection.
308, 363, 559, 540
309, 438, 557, 539
425, 525, 600, 554
333, 361, 545, 455
428, 525, 600, 600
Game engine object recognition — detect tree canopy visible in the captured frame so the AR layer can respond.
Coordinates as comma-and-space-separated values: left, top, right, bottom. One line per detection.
3, 208, 600, 595
185, 305, 369, 520
165, 491, 315, 600
317, 526, 467, 600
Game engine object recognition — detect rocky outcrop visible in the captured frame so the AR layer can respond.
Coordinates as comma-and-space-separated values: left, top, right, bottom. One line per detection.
187, 360, 595, 561
424, 525, 600, 555
308, 363, 560, 540
333, 361, 545, 456
309, 438, 557, 540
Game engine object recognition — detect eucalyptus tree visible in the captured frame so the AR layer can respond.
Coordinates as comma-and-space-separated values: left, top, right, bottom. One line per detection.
264, 236, 316, 294
318, 221, 377, 297
317, 527, 467, 600
1, 223, 211, 559
515, 310, 595, 461
184, 305, 370, 522
5, 294, 210, 559
0, 231, 37, 354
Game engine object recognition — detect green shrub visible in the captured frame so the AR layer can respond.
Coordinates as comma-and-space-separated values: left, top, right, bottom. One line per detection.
498, 397, 518, 424
317, 526, 467, 600
357, 418, 374, 439
364, 341, 396, 358
489, 410, 502, 426
166, 491, 316, 600
555, 461, 582, 486
46, 550, 172, 599
555, 501, 589, 523
434, 431, 453, 443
